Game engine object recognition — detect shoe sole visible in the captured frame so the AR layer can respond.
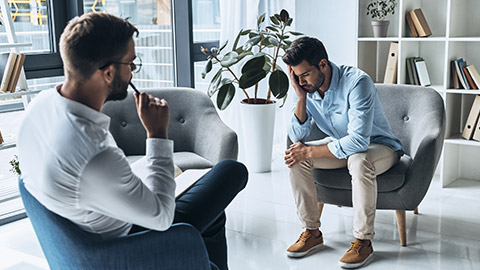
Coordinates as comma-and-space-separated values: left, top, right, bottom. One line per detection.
286, 243, 324, 258
338, 251, 374, 269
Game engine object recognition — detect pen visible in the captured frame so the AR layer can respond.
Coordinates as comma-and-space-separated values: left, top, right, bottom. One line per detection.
129, 81, 140, 95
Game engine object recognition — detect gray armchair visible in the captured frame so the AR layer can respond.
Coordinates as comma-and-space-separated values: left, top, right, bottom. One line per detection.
288, 84, 445, 246
102, 87, 238, 170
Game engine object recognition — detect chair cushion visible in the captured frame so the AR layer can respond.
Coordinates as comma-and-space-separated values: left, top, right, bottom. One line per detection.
313, 155, 412, 192
173, 152, 214, 170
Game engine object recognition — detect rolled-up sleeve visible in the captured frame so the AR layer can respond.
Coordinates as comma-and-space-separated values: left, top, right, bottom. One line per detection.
288, 110, 312, 143
327, 76, 375, 159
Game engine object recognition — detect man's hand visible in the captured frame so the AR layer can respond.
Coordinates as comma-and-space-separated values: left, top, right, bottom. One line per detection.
285, 142, 311, 168
134, 92, 169, 139
289, 65, 306, 100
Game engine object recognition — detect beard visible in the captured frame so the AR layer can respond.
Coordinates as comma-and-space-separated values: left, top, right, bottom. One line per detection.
106, 71, 129, 101
302, 70, 325, 93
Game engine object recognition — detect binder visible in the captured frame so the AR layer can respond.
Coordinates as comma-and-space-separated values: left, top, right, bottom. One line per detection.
414, 58, 431, 86
384, 42, 398, 84
405, 12, 418, 37
473, 113, 480, 142
462, 95, 480, 140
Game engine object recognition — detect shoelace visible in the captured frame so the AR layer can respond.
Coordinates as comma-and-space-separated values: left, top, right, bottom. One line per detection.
348, 241, 364, 255
296, 231, 311, 243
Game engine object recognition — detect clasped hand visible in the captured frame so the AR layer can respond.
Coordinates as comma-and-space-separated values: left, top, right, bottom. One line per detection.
284, 142, 310, 168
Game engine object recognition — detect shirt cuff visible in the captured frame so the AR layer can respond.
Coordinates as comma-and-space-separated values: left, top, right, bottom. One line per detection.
327, 140, 347, 159
146, 138, 173, 159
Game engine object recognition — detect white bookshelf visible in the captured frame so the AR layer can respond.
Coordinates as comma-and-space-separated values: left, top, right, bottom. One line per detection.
355, 0, 480, 187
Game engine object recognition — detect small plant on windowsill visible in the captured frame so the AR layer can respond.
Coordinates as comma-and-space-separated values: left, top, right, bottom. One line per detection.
366, 0, 398, 37
9, 155, 21, 175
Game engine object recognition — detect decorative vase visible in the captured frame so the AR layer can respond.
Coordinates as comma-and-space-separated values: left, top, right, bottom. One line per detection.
240, 99, 276, 173
371, 20, 390, 37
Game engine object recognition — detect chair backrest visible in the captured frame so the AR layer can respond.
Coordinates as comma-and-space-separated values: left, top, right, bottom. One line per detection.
102, 88, 221, 155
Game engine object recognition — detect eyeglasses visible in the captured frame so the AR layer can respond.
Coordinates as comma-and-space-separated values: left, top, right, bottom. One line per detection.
99, 56, 142, 74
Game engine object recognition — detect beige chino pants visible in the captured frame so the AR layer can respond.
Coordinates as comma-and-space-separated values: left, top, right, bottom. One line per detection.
289, 143, 399, 240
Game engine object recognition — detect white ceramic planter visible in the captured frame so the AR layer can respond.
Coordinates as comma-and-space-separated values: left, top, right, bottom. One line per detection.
240, 99, 276, 173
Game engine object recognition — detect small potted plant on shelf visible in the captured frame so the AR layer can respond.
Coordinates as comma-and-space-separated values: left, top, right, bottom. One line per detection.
9, 155, 21, 175
200, 9, 302, 172
366, 0, 398, 37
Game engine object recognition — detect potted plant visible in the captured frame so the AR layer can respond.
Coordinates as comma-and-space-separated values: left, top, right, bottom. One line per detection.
366, 0, 397, 37
201, 9, 302, 172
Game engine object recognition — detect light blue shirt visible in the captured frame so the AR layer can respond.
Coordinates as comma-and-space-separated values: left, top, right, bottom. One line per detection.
288, 61, 403, 159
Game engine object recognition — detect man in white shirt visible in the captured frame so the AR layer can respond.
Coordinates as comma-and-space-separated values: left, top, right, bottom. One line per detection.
17, 12, 247, 270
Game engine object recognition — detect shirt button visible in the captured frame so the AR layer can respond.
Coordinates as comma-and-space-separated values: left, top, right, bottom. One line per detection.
121, 121, 127, 127
179, 118, 185, 124
403, 116, 409, 121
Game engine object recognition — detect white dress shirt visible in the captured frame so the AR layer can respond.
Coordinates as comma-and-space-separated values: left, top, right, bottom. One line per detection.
17, 87, 176, 239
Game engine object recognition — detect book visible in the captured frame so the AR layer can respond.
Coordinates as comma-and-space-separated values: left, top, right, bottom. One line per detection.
462, 95, 480, 140
414, 57, 431, 86
6, 54, 26, 93
455, 58, 469, 89
383, 42, 398, 84
466, 65, 480, 90
0, 53, 10, 89
174, 169, 210, 198
0, 52, 18, 93
450, 60, 460, 89
406, 57, 414, 84
410, 9, 432, 37
0, 128, 4, 144
405, 12, 418, 37
410, 57, 419, 85
463, 66, 478, 90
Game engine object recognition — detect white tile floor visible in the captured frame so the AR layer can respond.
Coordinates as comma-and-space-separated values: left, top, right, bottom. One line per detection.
1, 159, 480, 269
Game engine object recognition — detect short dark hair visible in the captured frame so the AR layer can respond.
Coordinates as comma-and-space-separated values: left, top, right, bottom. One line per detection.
282, 37, 328, 67
60, 12, 139, 82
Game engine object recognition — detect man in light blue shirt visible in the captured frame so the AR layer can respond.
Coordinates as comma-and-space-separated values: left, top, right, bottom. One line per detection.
282, 37, 403, 268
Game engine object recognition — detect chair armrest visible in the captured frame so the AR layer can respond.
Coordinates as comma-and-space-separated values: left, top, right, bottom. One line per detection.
192, 112, 238, 164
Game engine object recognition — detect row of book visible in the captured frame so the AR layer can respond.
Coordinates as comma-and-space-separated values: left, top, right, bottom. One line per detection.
462, 95, 480, 141
405, 57, 431, 86
405, 8, 432, 38
450, 58, 480, 90
0, 52, 26, 94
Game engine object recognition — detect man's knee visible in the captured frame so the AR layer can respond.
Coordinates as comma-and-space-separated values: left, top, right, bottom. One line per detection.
348, 153, 375, 178
215, 159, 248, 191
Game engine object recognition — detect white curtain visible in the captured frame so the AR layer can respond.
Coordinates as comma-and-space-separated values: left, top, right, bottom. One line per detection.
218, 0, 296, 170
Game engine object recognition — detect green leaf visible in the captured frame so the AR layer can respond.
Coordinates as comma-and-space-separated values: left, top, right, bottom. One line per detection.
280, 9, 289, 22
287, 31, 303, 36
266, 26, 279, 32
279, 93, 288, 108
220, 51, 239, 67
240, 29, 251, 35
241, 55, 266, 74
218, 40, 228, 52
286, 18, 293, 26
201, 59, 212, 79
238, 69, 268, 89
270, 15, 280, 25
207, 69, 222, 97
249, 31, 259, 38
216, 83, 236, 110
269, 69, 289, 98
257, 13, 266, 26
237, 50, 253, 61
232, 30, 243, 51
268, 37, 279, 46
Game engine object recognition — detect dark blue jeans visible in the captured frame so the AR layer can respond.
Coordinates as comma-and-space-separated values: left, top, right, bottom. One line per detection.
174, 159, 248, 270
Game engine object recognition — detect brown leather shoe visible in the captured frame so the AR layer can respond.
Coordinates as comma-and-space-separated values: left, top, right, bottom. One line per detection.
286, 230, 324, 258
338, 239, 374, 268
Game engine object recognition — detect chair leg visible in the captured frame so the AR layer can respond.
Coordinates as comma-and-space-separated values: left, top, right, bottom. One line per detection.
413, 207, 418, 215
395, 210, 407, 246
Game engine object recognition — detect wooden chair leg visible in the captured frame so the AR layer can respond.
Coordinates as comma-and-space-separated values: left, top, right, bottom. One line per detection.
413, 207, 418, 215
395, 210, 407, 246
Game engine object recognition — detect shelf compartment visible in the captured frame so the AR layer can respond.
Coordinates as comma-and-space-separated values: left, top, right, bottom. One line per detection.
399, 41, 446, 85
358, 0, 400, 38
442, 143, 480, 187
357, 41, 396, 83
447, 42, 480, 89
449, 0, 480, 38
402, 0, 447, 38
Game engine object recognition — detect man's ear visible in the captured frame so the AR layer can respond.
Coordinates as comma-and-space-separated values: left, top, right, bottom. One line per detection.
318, 59, 328, 71
100, 65, 115, 84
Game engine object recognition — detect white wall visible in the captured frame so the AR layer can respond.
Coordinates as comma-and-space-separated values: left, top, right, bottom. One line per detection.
295, 0, 357, 66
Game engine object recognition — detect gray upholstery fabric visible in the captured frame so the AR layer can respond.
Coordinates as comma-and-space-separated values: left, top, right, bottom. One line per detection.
287, 84, 446, 211
102, 87, 238, 170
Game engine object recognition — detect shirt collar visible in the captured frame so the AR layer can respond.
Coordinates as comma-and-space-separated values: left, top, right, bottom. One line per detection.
55, 84, 111, 129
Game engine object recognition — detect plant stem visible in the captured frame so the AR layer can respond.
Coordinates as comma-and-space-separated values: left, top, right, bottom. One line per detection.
213, 55, 250, 101
267, 24, 285, 103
